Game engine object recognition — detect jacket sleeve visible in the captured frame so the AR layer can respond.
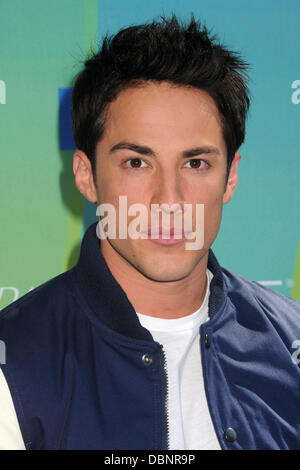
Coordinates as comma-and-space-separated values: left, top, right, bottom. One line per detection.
0, 367, 26, 450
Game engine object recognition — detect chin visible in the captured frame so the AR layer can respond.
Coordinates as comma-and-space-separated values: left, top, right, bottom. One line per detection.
133, 260, 196, 283
140, 270, 189, 283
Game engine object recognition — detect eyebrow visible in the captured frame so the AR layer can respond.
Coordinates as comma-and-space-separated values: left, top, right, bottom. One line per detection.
109, 141, 220, 158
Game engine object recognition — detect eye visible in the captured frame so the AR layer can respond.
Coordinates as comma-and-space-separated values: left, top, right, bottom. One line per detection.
184, 159, 208, 171
123, 158, 148, 169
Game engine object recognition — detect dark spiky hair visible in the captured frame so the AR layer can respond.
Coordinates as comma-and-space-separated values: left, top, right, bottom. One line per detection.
71, 13, 250, 180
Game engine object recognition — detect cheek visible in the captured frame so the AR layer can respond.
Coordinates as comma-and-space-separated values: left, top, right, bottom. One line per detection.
97, 168, 147, 204
191, 177, 224, 208
203, 194, 224, 246
204, 190, 224, 218
192, 184, 224, 233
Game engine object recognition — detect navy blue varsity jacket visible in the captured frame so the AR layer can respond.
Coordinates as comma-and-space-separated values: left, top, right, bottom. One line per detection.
0, 222, 300, 450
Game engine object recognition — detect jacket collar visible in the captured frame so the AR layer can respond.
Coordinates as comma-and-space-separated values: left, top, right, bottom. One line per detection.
73, 222, 226, 341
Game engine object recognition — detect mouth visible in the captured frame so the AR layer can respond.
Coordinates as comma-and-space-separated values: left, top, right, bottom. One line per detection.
140, 228, 192, 246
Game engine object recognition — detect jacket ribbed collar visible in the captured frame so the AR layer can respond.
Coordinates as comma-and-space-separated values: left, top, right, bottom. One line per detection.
73, 222, 225, 341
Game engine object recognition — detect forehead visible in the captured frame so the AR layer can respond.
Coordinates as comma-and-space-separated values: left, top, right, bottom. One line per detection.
101, 81, 225, 151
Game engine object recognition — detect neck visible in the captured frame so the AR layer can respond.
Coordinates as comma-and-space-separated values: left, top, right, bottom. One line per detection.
100, 239, 209, 319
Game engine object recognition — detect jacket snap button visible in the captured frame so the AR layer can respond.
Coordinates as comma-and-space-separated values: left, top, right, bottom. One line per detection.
224, 427, 237, 442
204, 333, 210, 348
142, 354, 153, 366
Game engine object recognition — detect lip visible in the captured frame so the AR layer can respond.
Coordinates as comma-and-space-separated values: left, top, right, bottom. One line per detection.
140, 228, 190, 246
148, 235, 186, 246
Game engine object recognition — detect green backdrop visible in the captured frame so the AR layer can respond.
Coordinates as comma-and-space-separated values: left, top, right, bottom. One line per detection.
0, 0, 299, 309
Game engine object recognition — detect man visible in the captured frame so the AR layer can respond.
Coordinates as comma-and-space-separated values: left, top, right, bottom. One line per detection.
0, 14, 300, 450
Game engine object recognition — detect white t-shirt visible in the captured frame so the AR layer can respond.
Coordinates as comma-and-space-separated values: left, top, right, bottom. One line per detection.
0, 269, 220, 450
137, 268, 221, 450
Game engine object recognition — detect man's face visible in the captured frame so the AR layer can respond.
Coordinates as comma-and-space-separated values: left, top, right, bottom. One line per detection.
76, 81, 240, 282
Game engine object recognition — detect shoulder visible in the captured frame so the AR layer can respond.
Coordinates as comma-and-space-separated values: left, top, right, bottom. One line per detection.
1, 269, 75, 317
221, 266, 300, 336
0, 268, 77, 317
0, 268, 81, 350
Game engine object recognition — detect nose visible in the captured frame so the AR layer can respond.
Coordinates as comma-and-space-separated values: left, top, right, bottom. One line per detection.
149, 169, 185, 214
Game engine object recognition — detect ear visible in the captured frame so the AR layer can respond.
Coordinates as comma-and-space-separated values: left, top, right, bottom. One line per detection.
223, 151, 242, 205
73, 150, 98, 203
